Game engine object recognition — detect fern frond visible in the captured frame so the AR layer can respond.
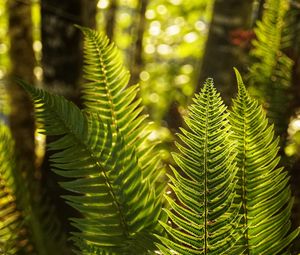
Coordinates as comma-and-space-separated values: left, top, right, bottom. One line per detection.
0, 83, 67, 255
157, 78, 242, 255
79, 26, 144, 143
78, 26, 162, 186
248, 0, 293, 137
229, 69, 300, 254
0, 123, 33, 254
20, 81, 163, 254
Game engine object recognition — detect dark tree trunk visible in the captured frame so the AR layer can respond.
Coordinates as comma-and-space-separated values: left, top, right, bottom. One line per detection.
7, 0, 36, 175
7, 2, 67, 254
41, 0, 97, 234
41, 0, 84, 103
289, 3, 300, 247
293, 55, 300, 110
106, 0, 117, 40
198, 0, 255, 103
82, 0, 97, 29
290, 2, 300, 111
130, 0, 148, 85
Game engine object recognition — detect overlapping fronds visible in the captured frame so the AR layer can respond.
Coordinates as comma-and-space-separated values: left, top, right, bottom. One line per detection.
79, 27, 163, 188
229, 69, 300, 254
248, 0, 293, 137
20, 81, 163, 254
157, 78, 242, 255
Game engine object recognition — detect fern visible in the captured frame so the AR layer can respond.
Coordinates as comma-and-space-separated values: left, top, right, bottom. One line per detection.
229, 69, 300, 254
17, 25, 300, 254
0, 123, 32, 254
79, 26, 162, 187
0, 83, 67, 255
157, 78, 242, 255
20, 27, 164, 254
248, 0, 294, 138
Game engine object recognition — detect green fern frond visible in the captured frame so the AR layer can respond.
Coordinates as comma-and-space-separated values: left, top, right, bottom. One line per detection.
0, 83, 67, 255
157, 78, 242, 255
229, 69, 300, 254
0, 123, 33, 255
248, 0, 293, 137
0, 85, 37, 255
78, 26, 162, 187
79, 25, 145, 143
20, 81, 163, 254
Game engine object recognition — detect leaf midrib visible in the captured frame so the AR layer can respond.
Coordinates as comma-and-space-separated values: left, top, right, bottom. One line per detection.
204, 92, 209, 254
89, 34, 118, 130
240, 94, 250, 255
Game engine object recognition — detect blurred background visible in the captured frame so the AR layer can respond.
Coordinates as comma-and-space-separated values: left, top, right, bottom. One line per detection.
1, 0, 300, 253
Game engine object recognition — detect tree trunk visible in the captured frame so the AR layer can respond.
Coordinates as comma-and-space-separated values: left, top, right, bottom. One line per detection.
7, 2, 67, 254
198, 0, 255, 103
289, 2, 300, 245
7, 0, 36, 175
130, 0, 148, 85
106, 0, 117, 40
41, 0, 83, 103
82, 0, 97, 29
41, 0, 97, 234
290, 1, 300, 111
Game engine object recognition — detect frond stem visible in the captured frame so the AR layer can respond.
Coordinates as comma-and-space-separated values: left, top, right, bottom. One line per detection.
204, 92, 209, 254
89, 33, 118, 129
240, 94, 249, 254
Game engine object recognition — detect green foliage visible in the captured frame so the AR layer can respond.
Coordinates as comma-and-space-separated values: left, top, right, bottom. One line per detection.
0, 84, 67, 255
0, 84, 32, 254
0, 123, 32, 255
20, 27, 165, 254
156, 70, 299, 254
0, 0, 9, 76
157, 78, 242, 254
248, 0, 294, 137
15, 26, 299, 254
80, 26, 164, 191
229, 69, 300, 254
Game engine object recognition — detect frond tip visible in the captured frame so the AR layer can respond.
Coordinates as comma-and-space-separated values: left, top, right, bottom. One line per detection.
157, 78, 242, 255
79, 25, 164, 203
229, 69, 300, 254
